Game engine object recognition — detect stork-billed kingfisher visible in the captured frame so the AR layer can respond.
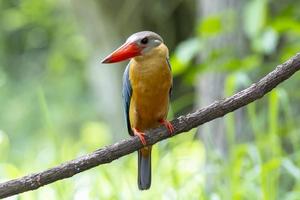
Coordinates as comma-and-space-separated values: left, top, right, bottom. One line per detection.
101, 31, 174, 190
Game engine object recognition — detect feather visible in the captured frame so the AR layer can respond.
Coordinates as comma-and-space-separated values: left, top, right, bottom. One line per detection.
166, 58, 173, 97
122, 62, 133, 136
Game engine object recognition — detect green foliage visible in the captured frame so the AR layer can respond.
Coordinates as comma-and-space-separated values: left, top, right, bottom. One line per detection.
198, 15, 223, 37
243, 0, 268, 39
1, 0, 300, 199
169, 0, 300, 199
170, 38, 202, 76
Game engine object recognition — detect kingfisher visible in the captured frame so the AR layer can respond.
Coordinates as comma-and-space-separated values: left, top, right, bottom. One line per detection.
101, 31, 174, 190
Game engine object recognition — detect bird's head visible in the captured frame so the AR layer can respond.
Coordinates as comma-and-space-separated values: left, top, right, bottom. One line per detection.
101, 31, 164, 63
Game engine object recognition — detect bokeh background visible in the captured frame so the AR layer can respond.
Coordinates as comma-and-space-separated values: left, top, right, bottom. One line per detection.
1, 0, 300, 199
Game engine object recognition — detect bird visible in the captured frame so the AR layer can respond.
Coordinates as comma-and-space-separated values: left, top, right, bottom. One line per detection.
101, 31, 174, 190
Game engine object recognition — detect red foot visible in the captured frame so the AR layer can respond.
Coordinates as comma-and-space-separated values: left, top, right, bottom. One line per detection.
133, 128, 147, 146
159, 119, 175, 135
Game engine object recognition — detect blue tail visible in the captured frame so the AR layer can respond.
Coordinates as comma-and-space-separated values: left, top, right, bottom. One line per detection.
138, 148, 151, 190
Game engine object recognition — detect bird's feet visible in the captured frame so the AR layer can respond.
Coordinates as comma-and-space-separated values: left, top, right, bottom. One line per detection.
133, 128, 147, 146
159, 119, 175, 135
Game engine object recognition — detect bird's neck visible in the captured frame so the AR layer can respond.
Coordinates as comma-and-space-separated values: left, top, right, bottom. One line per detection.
133, 43, 169, 62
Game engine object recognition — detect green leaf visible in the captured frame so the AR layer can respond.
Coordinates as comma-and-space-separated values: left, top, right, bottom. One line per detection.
170, 38, 202, 76
253, 28, 279, 54
282, 159, 300, 180
197, 15, 223, 37
272, 18, 300, 34
1, 9, 26, 31
243, 0, 268, 38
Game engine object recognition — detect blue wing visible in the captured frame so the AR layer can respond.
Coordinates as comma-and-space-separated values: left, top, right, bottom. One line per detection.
122, 62, 133, 136
166, 58, 173, 97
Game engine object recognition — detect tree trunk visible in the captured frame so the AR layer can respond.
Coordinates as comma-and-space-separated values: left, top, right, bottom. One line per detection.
196, 0, 246, 192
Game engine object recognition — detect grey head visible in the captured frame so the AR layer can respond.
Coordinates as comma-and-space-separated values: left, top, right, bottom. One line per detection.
126, 31, 164, 54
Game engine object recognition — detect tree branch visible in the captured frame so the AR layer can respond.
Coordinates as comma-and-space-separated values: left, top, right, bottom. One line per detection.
1, 53, 300, 199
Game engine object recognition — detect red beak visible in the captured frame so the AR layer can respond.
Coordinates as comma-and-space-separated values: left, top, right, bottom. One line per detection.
101, 42, 141, 63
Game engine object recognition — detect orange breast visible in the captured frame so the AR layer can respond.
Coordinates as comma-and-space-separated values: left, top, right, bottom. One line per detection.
129, 45, 172, 132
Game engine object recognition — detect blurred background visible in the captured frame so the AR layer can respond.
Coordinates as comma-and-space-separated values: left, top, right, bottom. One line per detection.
1, 0, 300, 199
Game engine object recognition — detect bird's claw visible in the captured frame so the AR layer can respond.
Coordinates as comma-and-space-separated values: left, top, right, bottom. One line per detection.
133, 128, 147, 146
159, 119, 175, 135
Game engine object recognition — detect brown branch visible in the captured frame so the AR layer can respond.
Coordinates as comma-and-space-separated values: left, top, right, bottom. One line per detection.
1, 53, 300, 199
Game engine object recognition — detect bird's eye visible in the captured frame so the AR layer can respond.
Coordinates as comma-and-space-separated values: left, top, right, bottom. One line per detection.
141, 37, 148, 44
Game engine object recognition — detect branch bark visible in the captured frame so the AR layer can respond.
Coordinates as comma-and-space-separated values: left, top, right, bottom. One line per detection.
1, 53, 300, 199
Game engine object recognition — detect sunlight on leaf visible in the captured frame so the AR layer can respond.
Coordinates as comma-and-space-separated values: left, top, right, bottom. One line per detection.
198, 15, 223, 37
170, 38, 202, 76
282, 159, 300, 181
1, 9, 26, 31
253, 28, 279, 54
243, 0, 267, 38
